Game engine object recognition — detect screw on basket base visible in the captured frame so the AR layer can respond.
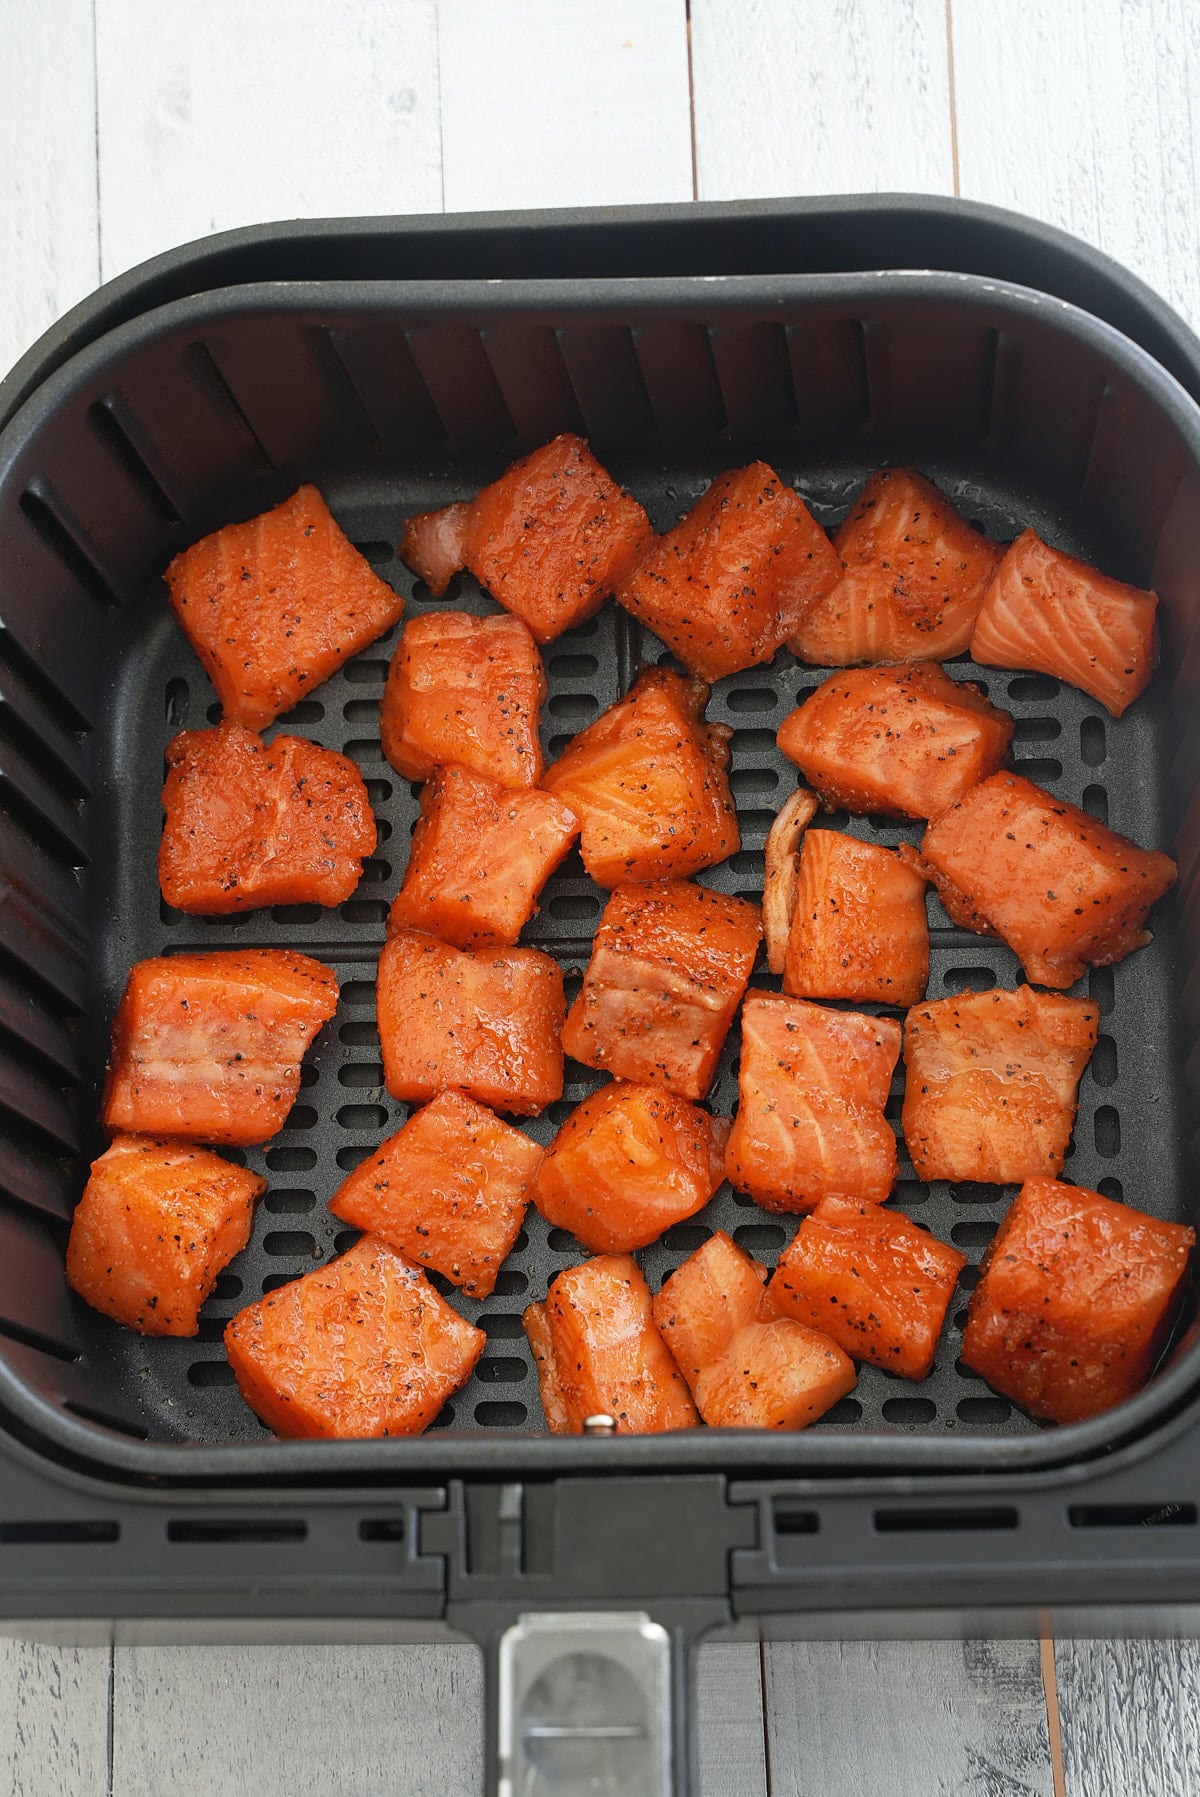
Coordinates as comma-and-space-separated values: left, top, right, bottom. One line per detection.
583, 1414, 617, 1436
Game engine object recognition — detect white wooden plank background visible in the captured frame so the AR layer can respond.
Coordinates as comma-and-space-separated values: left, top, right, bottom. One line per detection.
3, 0, 1200, 1791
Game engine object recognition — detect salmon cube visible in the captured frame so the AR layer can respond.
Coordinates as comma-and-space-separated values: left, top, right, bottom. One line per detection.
651, 1229, 771, 1371
65, 1134, 264, 1337
531, 1081, 729, 1254
158, 723, 376, 914
387, 765, 578, 950
542, 667, 738, 886
961, 1178, 1195, 1423
782, 830, 929, 1007
381, 610, 546, 787
777, 662, 1014, 821
398, 502, 471, 598
970, 529, 1158, 718
916, 773, 1177, 988
102, 950, 338, 1146
523, 1255, 698, 1434
771, 1198, 967, 1380
377, 929, 564, 1115
224, 1236, 485, 1438
616, 463, 842, 681
789, 469, 1002, 665
725, 992, 901, 1213
165, 485, 404, 731
562, 880, 762, 1099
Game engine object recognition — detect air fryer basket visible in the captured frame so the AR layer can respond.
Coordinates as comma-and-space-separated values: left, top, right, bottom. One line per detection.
0, 272, 1198, 1486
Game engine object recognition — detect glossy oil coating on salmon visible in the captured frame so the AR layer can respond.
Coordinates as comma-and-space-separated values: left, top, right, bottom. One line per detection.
66, 1135, 265, 1336
387, 764, 578, 949
788, 469, 1002, 665
782, 830, 929, 1007
328, 1089, 541, 1297
776, 662, 1014, 820
165, 486, 405, 730
970, 529, 1158, 717
224, 1236, 485, 1438
725, 992, 901, 1213
102, 950, 339, 1146
562, 880, 762, 1099
380, 610, 546, 787
915, 773, 1177, 988
615, 463, 842, 681
901, 985, 1098, 1184
158, 723, 376, 913
961, 1178, 1194, 1423
771, 1197, 966, 1381
522, 1255, 698, 1434
541, 667, 738, 886
377, 929, 565, 1115
531, 1081, 729, 1254
398, 502, 471, 597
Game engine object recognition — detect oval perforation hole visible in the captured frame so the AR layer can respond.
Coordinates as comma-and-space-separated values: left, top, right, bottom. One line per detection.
548, 652, 599, 677
333, 1229, 360, 1255
894, 1180, 930, 1208
487, 1315, 527, 1340
338, 1063, 385, 1089
337, 1103, 389, 1130
548, 893, 601, 922
343, 698, 381, 724
547, 1228, 585, 1254
474, 1401, 527, 1426
335, 1145, 374, 1172
1083, 784, 1109, 824
339, 1021, 380, 1049
1097, 1177, 1123, 1201
271, 904, 321, 924
943, 966, 998, 994
364, 779, 392, 804
1013, 757, 1062, 782
264, 1189, 316, 1215
1007, 674, 1061, 699
475, 1358, 528, 1385
949, 1182, 1009, 1206
547, 692, 598, 720
281, 699, 324, 725
341, 899, 389, 923
881, 1397, 937, 1425
821, 1398, 862, 1425
730, 766, 779, 795
263, 1231, 317, 1257
957, 1396, 1012, 1424
493, 1269, 529, 1296
341, 981, 377, 1009
1012, 716, 1062, 743
1089, 965, 1115, 1015
951, 1220, 997, 1248
187, 1361, 236, 1387
1091, 1035, 1118, 1087
661, 1223, 710, 1252
730, 728, 777, 753
726, 688, 777, 713
1081, 716, 1106, 766
1094, 1105, 1121, 1158
283, 1104, 318, 1131
733, 1223, 787, 1254
345, 660, 390, 685
265, 1145, 317, 1171
164, 677, 189, 727
344, 739, 386, 764
211, 1273, 242, 1300
427, 1404, 456, 1430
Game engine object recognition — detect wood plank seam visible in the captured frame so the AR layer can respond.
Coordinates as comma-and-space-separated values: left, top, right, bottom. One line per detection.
1040, 1627, 1067, 1797
758, 1638, 774, 1796
944, 0, 961, 195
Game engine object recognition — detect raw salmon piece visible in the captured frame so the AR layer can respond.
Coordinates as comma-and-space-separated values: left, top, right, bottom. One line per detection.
902, 984, 1098, 1184
224, 1236, 485, 1439
328, 1089, 542, 1297
65, 1134, 264, 1337
524, 1255, 698, 1434
789, 469, 1002, 664
377, 929, 565, 1115
102, 950, 338, 1146
398, 502, 471, 597
725, 992, 901, 1213
651, 1229, 770, 1374
465, 434, 652, 642
616, 463, 842, 681
542, 667, 738, 886
763, 786, 821, 973
165, 486, 404, 731
562, 880, 762, 1100
771, 1197, 967, 1381
531, 1081, 729, 1254
970, 529, 1158, 717
158, 723, 376, 914
782, 830, 929, 1007
916, 773, 1177, 988
381, 610, 546, 787
777, 662, 1014, 820
961, 1178, 1194, 1423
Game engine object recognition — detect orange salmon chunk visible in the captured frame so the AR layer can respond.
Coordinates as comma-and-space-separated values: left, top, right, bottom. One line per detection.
398, 502, 471, 597
381, 610, 546, 787
771, 1197, 967, 1381
66, 1135, 265, 1337
777, 662, 1014, 820
377, 929, 564, 1115
102, 950, 338, 1146
616, 463, 841, 681
725, 992, 901, 1213
970, 529, 1158, 717
165, 485, 404, 730
542, 667, 738, 886
789, 469, 1001, 665
917, 773, 1177, 988
961, 1178, 1195, 1423
531, 1081, 729, 1254
782, 830, 929, 1007
224, 1237, 485, 1438
562, 880, 762, 1099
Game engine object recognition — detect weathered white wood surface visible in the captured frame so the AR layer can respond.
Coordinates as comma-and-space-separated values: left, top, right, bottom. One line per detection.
1054, 1629, 1200, 1797
0, 1637, 111, 1797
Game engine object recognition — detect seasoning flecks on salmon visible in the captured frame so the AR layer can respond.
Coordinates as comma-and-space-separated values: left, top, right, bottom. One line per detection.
961, 1178, 1194, 1423
102, 950, 339, 1146
377, 929, 565, 1115
398, 502, 471, 598
725, 991, 901, 1213
541, 667, 738, 886
782, 830, 929, 1007
915, 772, 1177, 988
562, 880, 762, 1100
224, 1236, 486, 1438
788, 469, 1002, 665
615, 463, 842, 681
65, 1134, 265, 1337
380, 610, 546, 787
777, 662, 1014, 821
165, 485, 405, 731
970, 529, 1158, 717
